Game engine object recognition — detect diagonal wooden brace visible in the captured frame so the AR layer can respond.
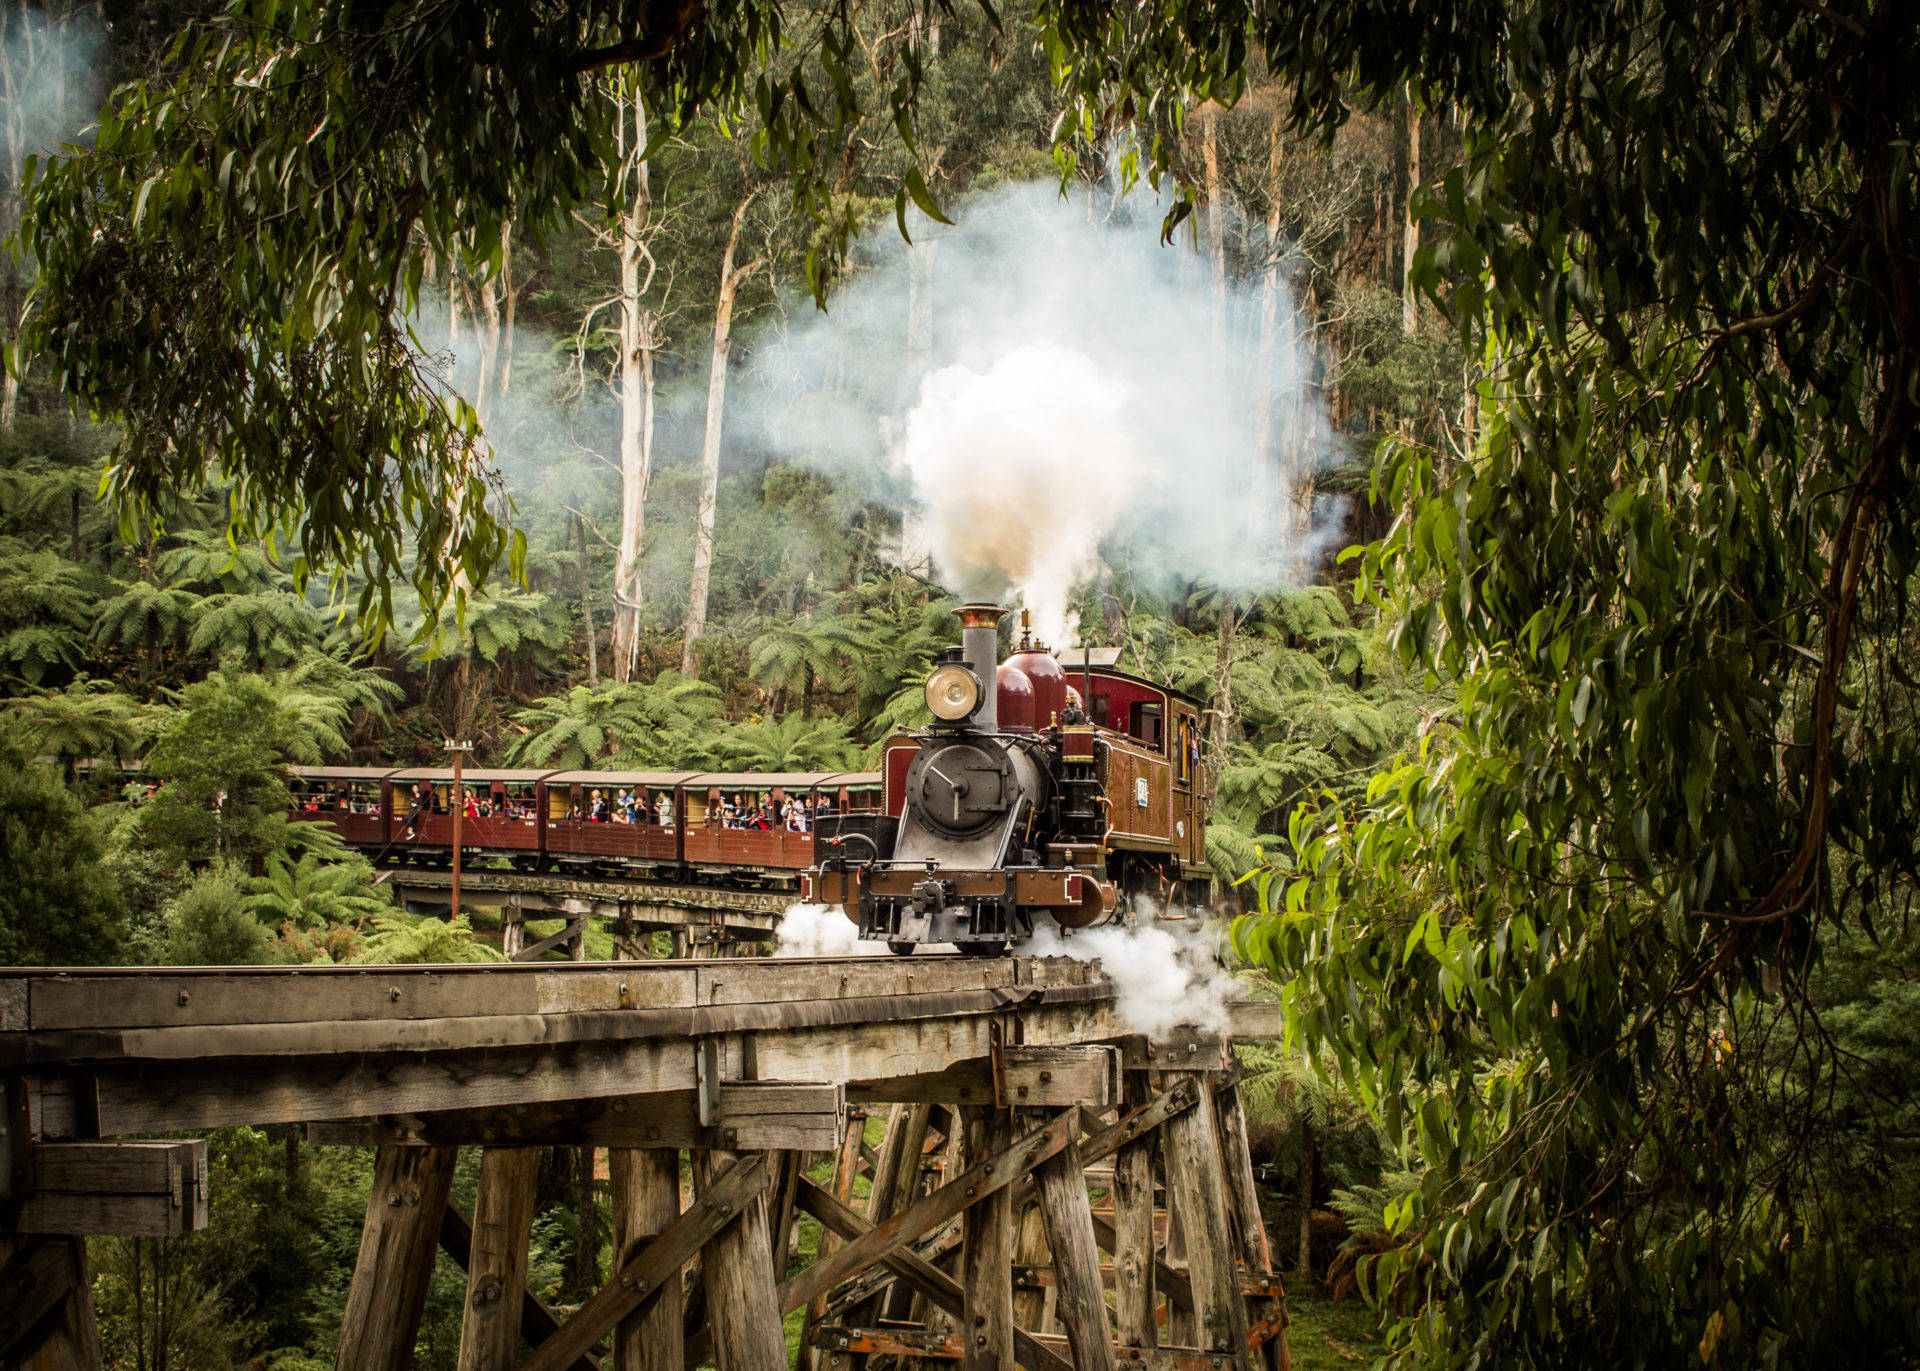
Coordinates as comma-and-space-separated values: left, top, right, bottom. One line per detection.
797, 1178, 1071, 1371
515, 1152, 767, 1371
779, 1108, 1078, 1316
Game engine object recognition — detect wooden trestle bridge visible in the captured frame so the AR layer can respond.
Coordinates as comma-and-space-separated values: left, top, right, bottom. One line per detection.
0, 945, 1290, 1371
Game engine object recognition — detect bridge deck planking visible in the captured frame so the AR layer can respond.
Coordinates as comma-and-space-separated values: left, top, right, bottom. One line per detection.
0, 955, 1291, 1371
1, 953, 1077, 1033
0, 958, 1269, 1146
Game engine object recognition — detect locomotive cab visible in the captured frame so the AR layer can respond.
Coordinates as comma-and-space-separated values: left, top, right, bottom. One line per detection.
807, 603, 1211, 955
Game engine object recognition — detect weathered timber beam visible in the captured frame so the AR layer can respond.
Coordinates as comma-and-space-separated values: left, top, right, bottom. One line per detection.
440, 1204, 599, 1371
779, 1109, 1077, 1314
1029, 1338, 1244, 1371
1033, 1138, 1117, 1371
514, 920, 591, 963
691, 1148, 785, 1371
820, 1218, 961, 1319
796, 1178, 1070, 1371
811, 1327, 1264, 1371
608, 1147, 681, 1371
4, 1140, 207, 1237
813, 1324, 964, 1359
1010, 1266, 1285, 1300
0, 1234, 99, 1363
1225, 1001, 1282, 1041
1163, 1083, 1250, 1365
1007, 1076, 1200, 1217
1113, 1069, 1157, 1350
849, 1045, 1121, 1109
308, 1083, 844, 1152
37, 998, 1113, 1138
1087, 1208, 1195, 1313
516, 1152, 767, 1371
1120, 1031, 1232, 1074
962, 1106, 1015, 1371
3, 957, 1094, 1033
5, 981, 1105, 1069
338, 1144, 459, 1371
457, 1147, 541, 1371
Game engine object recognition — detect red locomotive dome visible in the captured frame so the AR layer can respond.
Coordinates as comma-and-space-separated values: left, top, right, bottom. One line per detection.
995, 662, 1036, 731
1007, 643, 1067, 727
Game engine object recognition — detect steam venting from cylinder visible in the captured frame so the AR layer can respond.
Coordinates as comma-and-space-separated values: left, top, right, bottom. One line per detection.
956, 604, 1004, 731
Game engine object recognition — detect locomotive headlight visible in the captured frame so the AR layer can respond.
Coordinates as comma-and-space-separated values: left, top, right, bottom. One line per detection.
925, 664, 982, 722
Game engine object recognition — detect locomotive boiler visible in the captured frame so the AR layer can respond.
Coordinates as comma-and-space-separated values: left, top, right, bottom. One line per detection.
807, 604, 1212, 955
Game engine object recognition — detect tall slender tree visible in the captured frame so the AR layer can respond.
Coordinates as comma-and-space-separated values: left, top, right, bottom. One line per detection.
681, 190, 763, 676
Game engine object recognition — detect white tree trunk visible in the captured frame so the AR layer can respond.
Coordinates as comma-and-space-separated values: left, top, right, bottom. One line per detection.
681, 197, 762, 678
474, 242, 503, 429
611, 89, 656, 683
1201, 105, 1227, 347
1403, 91, 1421, 335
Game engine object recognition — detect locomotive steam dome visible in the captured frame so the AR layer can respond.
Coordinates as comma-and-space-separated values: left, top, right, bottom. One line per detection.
995, 662, 1036, 731
1006, 635, 1068, 727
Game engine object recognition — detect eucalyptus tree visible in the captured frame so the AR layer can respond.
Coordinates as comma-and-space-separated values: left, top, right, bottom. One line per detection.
1093, 1, 1920, 1364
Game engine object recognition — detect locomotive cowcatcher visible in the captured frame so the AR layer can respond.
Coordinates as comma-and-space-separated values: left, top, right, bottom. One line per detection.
806, 603, 1212, 955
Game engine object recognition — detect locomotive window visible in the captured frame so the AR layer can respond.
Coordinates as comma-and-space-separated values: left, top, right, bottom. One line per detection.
1091, 693, 1111, 729
1129, 702, 1165, 752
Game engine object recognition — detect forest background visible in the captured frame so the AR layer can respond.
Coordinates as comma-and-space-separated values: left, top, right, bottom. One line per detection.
4, 1, 1917, 1369
0, 1, 1450, 1365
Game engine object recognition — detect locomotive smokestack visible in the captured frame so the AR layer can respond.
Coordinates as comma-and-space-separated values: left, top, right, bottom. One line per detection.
956, 604, 1006, 730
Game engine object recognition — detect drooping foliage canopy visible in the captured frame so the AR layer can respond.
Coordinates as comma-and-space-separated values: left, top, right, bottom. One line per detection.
1176, 1, 1917, 1366
15, 0, 1920, 1362
21, 0, 950, 629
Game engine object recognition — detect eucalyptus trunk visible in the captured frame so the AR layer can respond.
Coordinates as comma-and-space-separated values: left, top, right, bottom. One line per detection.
1402, 89, 1421, 335
681, 194, 762, 677
1296, 1116, 1315, 1281
611, 88, 656, 683
575, 512, 599, 685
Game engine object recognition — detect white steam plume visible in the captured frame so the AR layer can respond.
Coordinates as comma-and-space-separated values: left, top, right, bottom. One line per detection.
740, 180, 1344, 642
775, 903, 888, 957
1016, 916, 1237, 1039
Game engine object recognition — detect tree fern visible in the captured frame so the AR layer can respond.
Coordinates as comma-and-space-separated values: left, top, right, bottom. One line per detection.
185, 590, 323, 669
349, 911, 504, 964
154, 530, 285, 593
506, 674, 724, 769
3, 678, 144, 762
93, 579, 196, 658
247, 851, 393, 932
0, 550, 95, 686
711, 713, 861, 772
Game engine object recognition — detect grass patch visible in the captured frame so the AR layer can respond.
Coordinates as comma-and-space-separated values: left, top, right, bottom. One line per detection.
1283, 1285, 1388, 1369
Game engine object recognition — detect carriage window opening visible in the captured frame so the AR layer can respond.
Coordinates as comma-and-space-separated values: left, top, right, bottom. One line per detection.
1130, 702, 1165, 752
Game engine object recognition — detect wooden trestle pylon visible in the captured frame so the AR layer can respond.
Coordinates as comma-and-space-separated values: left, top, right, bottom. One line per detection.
0, 921, 1287, 1371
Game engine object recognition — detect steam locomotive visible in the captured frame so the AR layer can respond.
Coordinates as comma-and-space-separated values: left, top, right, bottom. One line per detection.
806, 604, 1211, 955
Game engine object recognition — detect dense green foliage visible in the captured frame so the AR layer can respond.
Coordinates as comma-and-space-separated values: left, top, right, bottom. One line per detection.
5, 0, 1915, 1366
1168, 1, 1920, 1366
0, 725, 125, 964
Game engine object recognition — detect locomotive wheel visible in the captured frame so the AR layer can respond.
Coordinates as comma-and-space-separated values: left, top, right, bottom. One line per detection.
886, 940, 918, 956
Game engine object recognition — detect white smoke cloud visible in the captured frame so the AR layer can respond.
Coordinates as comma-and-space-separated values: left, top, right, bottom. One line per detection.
774, 902, 889, 957
739, 180, 1345, 643
1017, 914, 1237, 1039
